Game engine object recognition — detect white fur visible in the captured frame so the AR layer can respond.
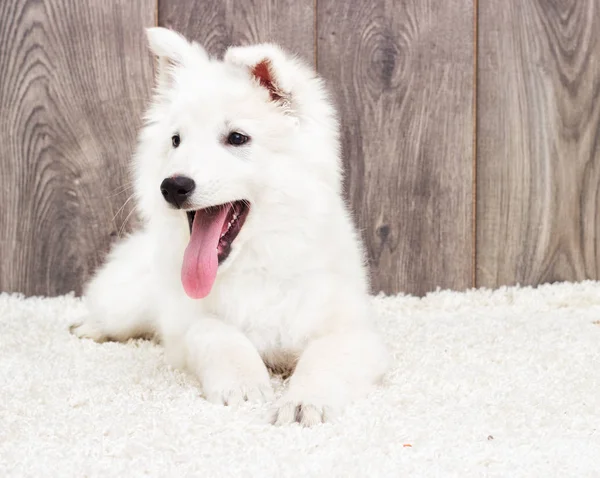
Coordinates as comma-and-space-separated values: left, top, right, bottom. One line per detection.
71, 27, 389, 426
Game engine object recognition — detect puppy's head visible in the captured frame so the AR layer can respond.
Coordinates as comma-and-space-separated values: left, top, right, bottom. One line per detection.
133, 28, 339, 299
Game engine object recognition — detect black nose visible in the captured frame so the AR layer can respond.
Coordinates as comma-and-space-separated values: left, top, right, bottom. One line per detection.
160, 176, 196, 208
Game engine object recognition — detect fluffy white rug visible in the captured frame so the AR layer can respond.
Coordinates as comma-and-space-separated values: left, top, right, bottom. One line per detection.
1, 282, 599, 477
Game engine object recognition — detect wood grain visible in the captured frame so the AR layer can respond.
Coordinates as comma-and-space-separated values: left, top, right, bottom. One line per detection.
158, 0, 315, 65
0, 0, 154, 296
318, 0, 474, 295
477, 1, 600, 287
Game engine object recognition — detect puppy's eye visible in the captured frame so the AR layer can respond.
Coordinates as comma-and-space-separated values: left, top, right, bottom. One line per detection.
172, 133, 181, 148
227, 132, 249, 146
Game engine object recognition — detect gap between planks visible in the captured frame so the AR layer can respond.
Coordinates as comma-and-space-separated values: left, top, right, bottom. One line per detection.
472, 0, 479, 288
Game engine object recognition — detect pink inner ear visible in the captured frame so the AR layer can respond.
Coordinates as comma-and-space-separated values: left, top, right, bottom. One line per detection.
251, 59, 282, 101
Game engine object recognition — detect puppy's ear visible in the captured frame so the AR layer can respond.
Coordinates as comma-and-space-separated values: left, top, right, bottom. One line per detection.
146, 27, 202, 89
225, 44, 292, 106
248, 58, 285, 102
146, 27, 190, 63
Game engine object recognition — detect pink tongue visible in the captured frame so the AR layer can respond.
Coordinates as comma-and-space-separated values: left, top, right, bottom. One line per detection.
181, 206, 230, 299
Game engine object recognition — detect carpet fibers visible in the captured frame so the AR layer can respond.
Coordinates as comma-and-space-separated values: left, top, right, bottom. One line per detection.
1, 282, 600, 477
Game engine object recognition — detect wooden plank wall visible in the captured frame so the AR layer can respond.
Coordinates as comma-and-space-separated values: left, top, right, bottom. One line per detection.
1, 0, 599, 297
317, 0, 474, 295
0, 0, 154, 295
158, 0, 315, 64
477, 1, 600, 288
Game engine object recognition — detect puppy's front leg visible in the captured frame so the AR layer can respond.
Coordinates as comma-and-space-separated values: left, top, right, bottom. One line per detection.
179, 318, 273, 406
274, 329, 388, 426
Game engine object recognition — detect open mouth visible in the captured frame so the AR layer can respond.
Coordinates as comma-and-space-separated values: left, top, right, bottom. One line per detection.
181, 200, 250, 299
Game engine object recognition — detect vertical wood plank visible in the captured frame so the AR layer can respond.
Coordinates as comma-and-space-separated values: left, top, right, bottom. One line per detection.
0, 0, 155, 295
477, 2, 600, 288
318, 0, 474, 295
158, 0, 315, 66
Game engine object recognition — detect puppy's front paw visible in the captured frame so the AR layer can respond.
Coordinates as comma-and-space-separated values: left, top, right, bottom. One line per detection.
204, 379, 273, 407
272, 400, 330, 427
202, 361, 274, 407
69, 320, 108, 343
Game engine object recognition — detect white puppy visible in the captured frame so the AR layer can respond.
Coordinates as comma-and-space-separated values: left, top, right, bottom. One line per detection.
71, 27, 389, 426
